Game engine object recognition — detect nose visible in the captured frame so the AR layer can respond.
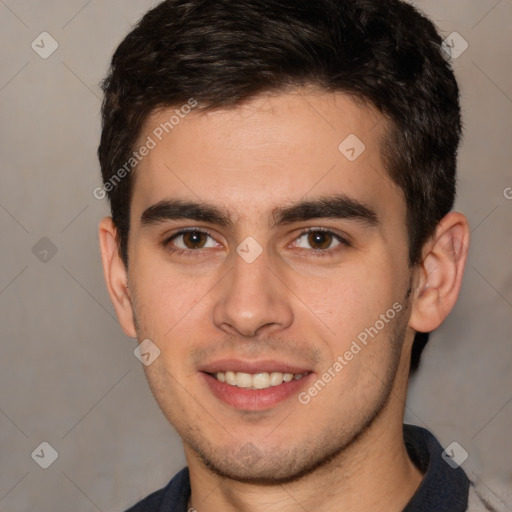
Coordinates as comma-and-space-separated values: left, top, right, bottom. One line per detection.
212, 244, 294, 338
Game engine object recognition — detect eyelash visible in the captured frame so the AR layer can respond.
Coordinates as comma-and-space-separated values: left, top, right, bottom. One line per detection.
163, 227, 350, 259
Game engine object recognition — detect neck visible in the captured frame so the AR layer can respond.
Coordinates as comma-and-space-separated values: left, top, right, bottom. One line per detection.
186, 397, 423, 512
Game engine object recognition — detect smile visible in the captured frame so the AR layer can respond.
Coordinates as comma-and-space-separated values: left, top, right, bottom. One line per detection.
212, 371, 309, 390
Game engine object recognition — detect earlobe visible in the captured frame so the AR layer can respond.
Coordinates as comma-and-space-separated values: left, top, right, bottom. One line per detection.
98, 217, 137, 338
409, 212, 470, 334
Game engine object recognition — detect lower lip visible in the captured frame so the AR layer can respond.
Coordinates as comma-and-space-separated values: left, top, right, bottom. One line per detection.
202, 373, 313, 411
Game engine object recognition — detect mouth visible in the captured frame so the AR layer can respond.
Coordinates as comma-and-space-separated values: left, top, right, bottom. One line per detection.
200, 360, 314, 410
210, 370, 309, 389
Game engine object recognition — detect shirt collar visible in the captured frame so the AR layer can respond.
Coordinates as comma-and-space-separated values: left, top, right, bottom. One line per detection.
402, 424, 469, 511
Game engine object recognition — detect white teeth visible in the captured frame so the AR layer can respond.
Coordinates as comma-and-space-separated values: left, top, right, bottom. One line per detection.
235, 372, 253, 388
225, 371, 236, 385
213, 371, 307, 389
269, 372, 283, 386
252, 373, 270, 389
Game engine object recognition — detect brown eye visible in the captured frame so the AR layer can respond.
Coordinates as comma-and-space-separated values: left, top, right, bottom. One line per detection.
166, 229, 219, 254
295, 230, 341, 251
181, 231, 208, 249
292, 229, 349, 257
307, 231, 334, 250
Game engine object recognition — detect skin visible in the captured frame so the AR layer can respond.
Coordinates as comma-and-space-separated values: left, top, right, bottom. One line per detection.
99, 88, 470, 512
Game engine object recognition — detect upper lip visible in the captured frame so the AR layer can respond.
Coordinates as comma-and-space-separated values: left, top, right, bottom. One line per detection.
200, 359, 312, 375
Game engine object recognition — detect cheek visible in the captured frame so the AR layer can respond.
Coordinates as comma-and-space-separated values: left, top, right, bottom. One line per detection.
288, 258, 400, 348
133, 260, 203, 320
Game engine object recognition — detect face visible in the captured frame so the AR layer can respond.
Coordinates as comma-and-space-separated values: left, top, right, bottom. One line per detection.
124, 89, 416, 482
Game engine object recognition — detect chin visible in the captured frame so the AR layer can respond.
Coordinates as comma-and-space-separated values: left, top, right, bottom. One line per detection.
188, 434, 354, 485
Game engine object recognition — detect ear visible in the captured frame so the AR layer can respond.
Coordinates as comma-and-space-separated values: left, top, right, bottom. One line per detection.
98, 217, 137, 338
409, 212, 470, 333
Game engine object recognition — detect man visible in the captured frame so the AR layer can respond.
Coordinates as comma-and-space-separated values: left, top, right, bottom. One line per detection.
96, 0, 490, 510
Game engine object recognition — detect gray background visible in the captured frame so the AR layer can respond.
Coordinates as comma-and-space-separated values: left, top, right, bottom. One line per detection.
0, 1, 511, 511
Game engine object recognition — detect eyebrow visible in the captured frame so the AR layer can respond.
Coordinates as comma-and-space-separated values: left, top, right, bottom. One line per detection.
140, 194, 379, 230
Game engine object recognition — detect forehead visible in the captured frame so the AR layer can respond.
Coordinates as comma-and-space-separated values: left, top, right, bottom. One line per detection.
130, 89, 404, 229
